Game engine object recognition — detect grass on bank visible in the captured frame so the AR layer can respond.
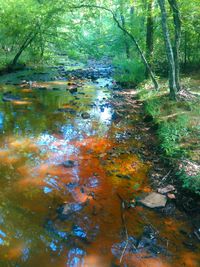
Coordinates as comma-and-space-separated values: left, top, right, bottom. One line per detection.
137, 75, 200, 195
113, 57, 145, 86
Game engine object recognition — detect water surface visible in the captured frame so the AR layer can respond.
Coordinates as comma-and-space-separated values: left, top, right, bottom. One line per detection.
0, 68, 199, 267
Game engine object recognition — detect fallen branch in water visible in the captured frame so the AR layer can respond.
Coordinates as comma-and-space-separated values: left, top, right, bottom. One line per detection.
120, 238, 129, 263
117, 193, 129, 263
117, 193, 138, 263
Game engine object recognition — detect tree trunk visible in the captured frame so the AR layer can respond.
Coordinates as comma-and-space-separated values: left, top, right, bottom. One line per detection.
158, 0, 177, 99
111, 11, 159, 90
12, 32, 37, 67
184, 31, 187, 70
168, 0, 181, 91
146, 0, 154, 78
120, 14, 130, 58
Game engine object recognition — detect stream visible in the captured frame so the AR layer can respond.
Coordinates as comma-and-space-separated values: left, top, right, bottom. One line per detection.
0, 60, 199, 267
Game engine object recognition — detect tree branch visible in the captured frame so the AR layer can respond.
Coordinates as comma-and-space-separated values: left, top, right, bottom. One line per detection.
70, 4, 159, 89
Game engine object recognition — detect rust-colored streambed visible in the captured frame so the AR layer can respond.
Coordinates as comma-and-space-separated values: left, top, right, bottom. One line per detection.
0, 67, 199, 267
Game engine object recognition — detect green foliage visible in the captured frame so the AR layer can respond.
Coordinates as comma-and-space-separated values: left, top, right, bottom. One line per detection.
158, 115, 189, 156
133, 183, 141, 190
0, 0, 199, 80
179, 170, 200, 195
145, 97, 162, 117
113, 58, 145, 84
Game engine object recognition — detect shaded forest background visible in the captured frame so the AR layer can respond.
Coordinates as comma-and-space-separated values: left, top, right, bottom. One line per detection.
0, 0, 199, 86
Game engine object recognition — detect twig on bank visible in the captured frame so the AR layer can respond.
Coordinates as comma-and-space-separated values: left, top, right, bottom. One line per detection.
158, 170, 172, 186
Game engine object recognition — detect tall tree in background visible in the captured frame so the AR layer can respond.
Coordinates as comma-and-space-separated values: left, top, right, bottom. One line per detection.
146, 0, 154, 78
168, 0, 181, 91
119, 1, 130, 59
158, 0, 181, 99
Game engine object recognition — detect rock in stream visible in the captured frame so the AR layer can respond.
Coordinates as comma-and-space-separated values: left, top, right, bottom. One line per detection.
138, 192, 167, 208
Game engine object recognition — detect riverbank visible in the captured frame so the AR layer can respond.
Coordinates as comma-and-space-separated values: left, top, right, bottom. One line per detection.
137, 74, 200, 194
134, 74, 200, 239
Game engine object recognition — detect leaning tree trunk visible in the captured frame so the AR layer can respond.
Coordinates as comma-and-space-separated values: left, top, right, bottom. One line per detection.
71, 4, 159, 90
168, 0, 181, 91
111, 11, 159, 90
158, 0, 177, 99
12, 32, 37, 67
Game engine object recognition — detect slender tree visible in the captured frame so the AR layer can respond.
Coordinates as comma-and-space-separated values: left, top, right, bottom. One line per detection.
146, 0, 154, 78
168, 0, 181, 91
157, 0, 178, 99
119, 0, 130, 58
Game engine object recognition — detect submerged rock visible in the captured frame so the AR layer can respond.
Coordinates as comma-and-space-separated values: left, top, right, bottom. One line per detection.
158, 185, 175, 194
38, 87, 47, 90
62, 160, 77, 168
58, 202, 84, 220
139, 192, 167, 208
2, 93, 21, 102
62, 203, 83, 215
57, 108, 76, 115
81, 112, 90, 119
116, 174, 131, 180
68, 86, 78, 94
112, 225, 168, 259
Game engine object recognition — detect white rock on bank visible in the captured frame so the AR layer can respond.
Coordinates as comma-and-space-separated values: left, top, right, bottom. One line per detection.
139, 192, 167, 208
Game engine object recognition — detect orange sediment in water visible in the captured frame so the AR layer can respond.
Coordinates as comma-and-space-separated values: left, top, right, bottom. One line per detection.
0, 80, 199, 267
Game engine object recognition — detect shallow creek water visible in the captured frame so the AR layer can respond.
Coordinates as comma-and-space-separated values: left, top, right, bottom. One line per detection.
0, 67, 199, 267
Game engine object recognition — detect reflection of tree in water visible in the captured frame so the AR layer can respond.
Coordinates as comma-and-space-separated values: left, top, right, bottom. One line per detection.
0, 81, 104, 137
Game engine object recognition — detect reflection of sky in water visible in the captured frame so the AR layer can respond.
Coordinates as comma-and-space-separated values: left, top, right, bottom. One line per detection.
44, 176, 62, 193
96, 87, 110, 101
36, 132, 79, 158
61, 121, 96, 141
92, 89, 112, 124
22, 247, 30, 261
101, 107, 111, 122
73, 225, 87, 238
95, 106, 112, 124
96, 78, 113, 88
44, 170, 80, 195
0, 79, 113, 265
43, 186, 53, 194
0, 229, 6, 245
50, 241, 57, 252
0, 112, 4, 131
37, 133, 57, 146
67, 248, 86, 267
